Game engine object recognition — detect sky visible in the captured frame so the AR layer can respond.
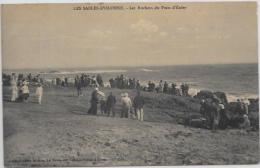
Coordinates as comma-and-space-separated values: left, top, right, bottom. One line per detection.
1, 2, 258, 69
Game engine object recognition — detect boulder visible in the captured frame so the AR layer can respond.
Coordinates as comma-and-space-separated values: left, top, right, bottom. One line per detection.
195, 90, 228, 104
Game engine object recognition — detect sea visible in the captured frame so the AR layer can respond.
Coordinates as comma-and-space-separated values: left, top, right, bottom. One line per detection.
4, 63, 259, 102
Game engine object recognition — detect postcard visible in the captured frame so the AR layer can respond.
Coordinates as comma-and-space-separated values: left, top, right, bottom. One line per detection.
1, 1, 259, 167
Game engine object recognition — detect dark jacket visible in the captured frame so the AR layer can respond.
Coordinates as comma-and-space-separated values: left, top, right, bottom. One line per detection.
91, 90, 99, 104
106, 95, 116, 107
133, 95, 145, 109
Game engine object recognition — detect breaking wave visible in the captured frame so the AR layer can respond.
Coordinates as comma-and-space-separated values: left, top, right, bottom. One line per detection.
140, 68, 159, 72
40, 69, 127, 75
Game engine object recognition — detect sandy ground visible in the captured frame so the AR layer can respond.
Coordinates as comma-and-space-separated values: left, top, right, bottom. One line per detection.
3, 86, 259, 167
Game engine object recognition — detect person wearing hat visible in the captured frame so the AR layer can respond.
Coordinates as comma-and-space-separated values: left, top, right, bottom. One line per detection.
35, 83, 43, 104
120, 92, 132, 118
88, 87, 99, 115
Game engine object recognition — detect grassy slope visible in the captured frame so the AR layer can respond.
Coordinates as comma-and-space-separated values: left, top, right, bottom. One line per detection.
3, 86, 259, 166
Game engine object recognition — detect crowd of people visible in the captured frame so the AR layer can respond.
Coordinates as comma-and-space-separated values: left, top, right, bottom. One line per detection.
4, 72, 146, 122
74, 74, 103, 96
146, 80, 189, 96
199, 95, 251, 131
87, 87, 145, 121
7, 73, 43, 104
109, 75, 141, 89
108, 74, 190, 97
3, 72, 255, 130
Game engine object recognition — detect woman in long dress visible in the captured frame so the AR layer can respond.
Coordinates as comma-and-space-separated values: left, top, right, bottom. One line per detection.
35, 83, 43, 104
10, 76, 18, 102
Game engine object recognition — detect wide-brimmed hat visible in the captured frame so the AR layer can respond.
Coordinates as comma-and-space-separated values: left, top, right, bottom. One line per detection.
243, 114, 248, 118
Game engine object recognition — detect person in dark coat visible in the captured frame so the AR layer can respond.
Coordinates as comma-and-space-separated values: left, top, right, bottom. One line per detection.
210, 99, 221, 131
163, 81, 169, 93
96, 74, 104, 87
181, 83, 185, 96
100, 97, 106, 115
88, 88, 99, 115
133, 90, 145, 121
75, 76, 82, 96
171, 83, 177, 95
218, 103, 229, 129
106, 92, 117, 117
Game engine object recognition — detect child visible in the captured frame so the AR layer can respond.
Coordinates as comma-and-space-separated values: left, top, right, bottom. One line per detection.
35, 83, 43, 104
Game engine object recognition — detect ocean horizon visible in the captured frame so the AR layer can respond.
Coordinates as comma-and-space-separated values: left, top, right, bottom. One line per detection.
3, 63, 259, 102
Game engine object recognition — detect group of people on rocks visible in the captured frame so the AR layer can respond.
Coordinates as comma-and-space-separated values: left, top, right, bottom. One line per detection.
8, 73, 43, 104
109, 74, 190, 97
146, 80, 188, 96
52, 77, 69, 87
87, 87, 145, 121
109, 75, 141, 89
74, 74, 104, 96
199, 95, 251, 131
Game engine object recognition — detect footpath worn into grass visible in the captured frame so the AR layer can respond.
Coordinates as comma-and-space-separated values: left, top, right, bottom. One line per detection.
3, 86, 259, 166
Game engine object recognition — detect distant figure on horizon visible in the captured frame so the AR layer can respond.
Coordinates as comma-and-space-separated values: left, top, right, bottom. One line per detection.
75, 76, 82, 96
136, 80, 141, 90
181, 83, 189, 96
171, 83, 177, 95
158, 80, 163, 93
163, 81, 169, 93
96, 74, 104, 87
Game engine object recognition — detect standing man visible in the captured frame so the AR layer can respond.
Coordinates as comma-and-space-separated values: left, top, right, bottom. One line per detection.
211, 98, 221, 132
163, 81, 169, 93
133, 90, 145, 121
121, 92, 132, 118
88, 87, 99, 115
75, 76, 82, 96
158, 80, 163, 93
100, 96, 106, 115
106, 92, 117, 117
